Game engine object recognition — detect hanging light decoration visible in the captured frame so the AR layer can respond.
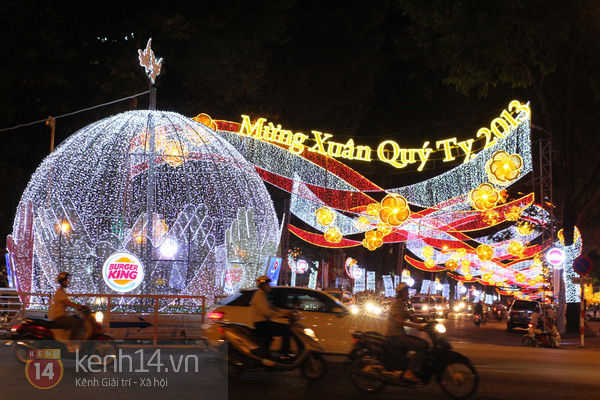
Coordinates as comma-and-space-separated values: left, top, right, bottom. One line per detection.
362, 229, 384, 251
470, 183, 500, 211
486, 150, 523, 185
421, 246, 435, 259
378, 194, 410, 226
445, 259, 458, 271
324, 226, 342, 243
476, 244, 494, 261
377, 222, 392, 236
315, 206, 335, 226
424, 258, 436, 268
508, 241, 525, 257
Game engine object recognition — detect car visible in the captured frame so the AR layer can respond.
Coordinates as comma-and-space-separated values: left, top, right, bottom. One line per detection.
323, 288, 354, 306
410, 294, 449, 319
202, 287, 387, 355
506, 299, 538, 331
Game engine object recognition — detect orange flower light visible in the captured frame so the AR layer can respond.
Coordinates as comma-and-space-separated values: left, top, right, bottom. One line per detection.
483, 209, 500, 225
355, 216, 371, 230
470, 183, 499, 211
445, 259, 458, 271
193, 113, 218, 130
476, 245, 494, 261
517, 221, 534, 236
362, 230, 384, 251
324, 227, 342, 243
377, 222, 392, 236
508, 241, 525, 257
486, 151, 523, 185
421, 246, 435, 259
163, 141, 187, 167
366, 203, 382, 217
315, 207, 335, 226
379, 194, 410, 226
505, 206, 523, 222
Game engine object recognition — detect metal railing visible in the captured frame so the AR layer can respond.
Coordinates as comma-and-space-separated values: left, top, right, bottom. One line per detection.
1, 290, 211, 345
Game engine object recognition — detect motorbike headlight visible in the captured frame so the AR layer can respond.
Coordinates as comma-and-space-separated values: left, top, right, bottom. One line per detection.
423, 305, 429, 311
436, 305, 442, 311
453, 305, 460, 312
459, 302, 465, 309
94, 311, 104, 323
304, 328, 316, 339
365, 303, 375, 312
350, 305, 359, 315
435, 324, 447, 334
373, 306, 382, 315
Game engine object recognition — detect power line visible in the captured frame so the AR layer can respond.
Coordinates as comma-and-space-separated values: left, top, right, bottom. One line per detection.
0, 91, 150, 133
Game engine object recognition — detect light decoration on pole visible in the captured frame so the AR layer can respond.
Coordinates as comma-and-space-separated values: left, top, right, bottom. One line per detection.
7, 111, 279, 305
138, 39, 163, 85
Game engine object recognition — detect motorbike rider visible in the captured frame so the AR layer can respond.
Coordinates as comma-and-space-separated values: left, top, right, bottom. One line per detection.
48, 272, 87, 350
473, 301, 484, 322
386, 283, 428, 383
250, 276, 294, 359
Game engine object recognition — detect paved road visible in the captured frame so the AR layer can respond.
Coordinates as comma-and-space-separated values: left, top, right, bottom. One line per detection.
2, 314, 599, 399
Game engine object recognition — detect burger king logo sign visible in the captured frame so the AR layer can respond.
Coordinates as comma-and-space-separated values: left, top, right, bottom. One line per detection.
102, 252, 144, 292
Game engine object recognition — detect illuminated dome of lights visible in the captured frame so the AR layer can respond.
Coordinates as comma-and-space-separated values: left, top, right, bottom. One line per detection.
9, 110, 279, 302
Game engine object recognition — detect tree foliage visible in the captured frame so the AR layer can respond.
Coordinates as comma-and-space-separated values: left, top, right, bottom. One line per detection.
397, 0, 600, 244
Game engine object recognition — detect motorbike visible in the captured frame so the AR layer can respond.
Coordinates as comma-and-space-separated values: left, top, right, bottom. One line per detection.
473, 313, 482, 327
349, 321, 479, 399
495, 309, 503, 321
217, 311, 327, 381
11, 307, 118, 364
522, 323, 560, 348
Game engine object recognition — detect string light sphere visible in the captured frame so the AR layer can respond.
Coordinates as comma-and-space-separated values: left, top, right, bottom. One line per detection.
8, 110, 279, 302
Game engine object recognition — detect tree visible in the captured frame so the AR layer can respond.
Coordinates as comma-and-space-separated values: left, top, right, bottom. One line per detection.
397, 0, 600, 245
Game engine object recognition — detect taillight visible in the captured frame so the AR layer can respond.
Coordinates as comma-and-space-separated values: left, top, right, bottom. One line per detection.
218, 327, 225, 335
528, 323, 534, 328
10, 324, 20, 334
207, 311, 224, 321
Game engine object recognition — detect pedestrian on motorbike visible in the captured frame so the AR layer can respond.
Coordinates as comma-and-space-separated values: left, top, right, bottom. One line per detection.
48, 272, 86, 350
250, 276, 294, 359
386, 283, 428, 384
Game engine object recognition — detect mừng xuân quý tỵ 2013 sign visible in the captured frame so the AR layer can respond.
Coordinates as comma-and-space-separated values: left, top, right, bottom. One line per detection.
234, 100, 530, 171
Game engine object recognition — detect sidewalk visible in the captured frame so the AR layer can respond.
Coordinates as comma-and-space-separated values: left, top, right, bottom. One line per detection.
559, 321, 600, 350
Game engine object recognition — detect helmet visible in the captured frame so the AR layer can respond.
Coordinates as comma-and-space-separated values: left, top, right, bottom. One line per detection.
256, 275, 272, 285
395, 283, 409, 293
57, 272, 70, 283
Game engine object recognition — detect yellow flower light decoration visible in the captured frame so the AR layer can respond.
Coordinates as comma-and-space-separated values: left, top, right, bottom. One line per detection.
324, 227, 342, 244
315, 207, 335, 226
445, 259, 458, 271
515, 272, 526, 284
377, 222, 392, 236
557, 228, 581, 245
476, 244, 494, 261
482, 272, 493, 282
422, 246, 435, 259
486, 150, 523, 185
366, 203, 382, 217
505, 206, 523, 222
424, 258, 436, 268
498, 189, 509, 204
461, 259, 471, 274
517, 221, 534, 236
193, 113, 218, 130
470, 183, 500, 211
355, 216, 371, 230
362, 230, 384, 251
379, 194, 411, 226
163, 141, 187, 167
483, 209, 500, 225
455, 248, 467, 259
465, 273, 473, 281
507, 241, 525, 257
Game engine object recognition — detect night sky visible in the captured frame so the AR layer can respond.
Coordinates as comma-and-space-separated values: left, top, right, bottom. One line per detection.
1, 0, 599, 273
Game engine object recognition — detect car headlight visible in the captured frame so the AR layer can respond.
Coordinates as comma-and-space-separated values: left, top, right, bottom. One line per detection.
365, 303, 375, 312
304, 328, 317, 339
435, 323, 446, 334
453, 305, 460, 312
350, 305, 359, 315
373, 306, 382, 315
94, 311, 104, 323
423, 305, 429, 311
459, 302, 465, 309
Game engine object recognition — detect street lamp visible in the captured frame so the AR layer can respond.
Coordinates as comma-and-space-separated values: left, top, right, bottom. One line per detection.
58, 220, 70, 270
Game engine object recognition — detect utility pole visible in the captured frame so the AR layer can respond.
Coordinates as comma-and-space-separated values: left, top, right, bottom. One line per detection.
46, 116, 56, 152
